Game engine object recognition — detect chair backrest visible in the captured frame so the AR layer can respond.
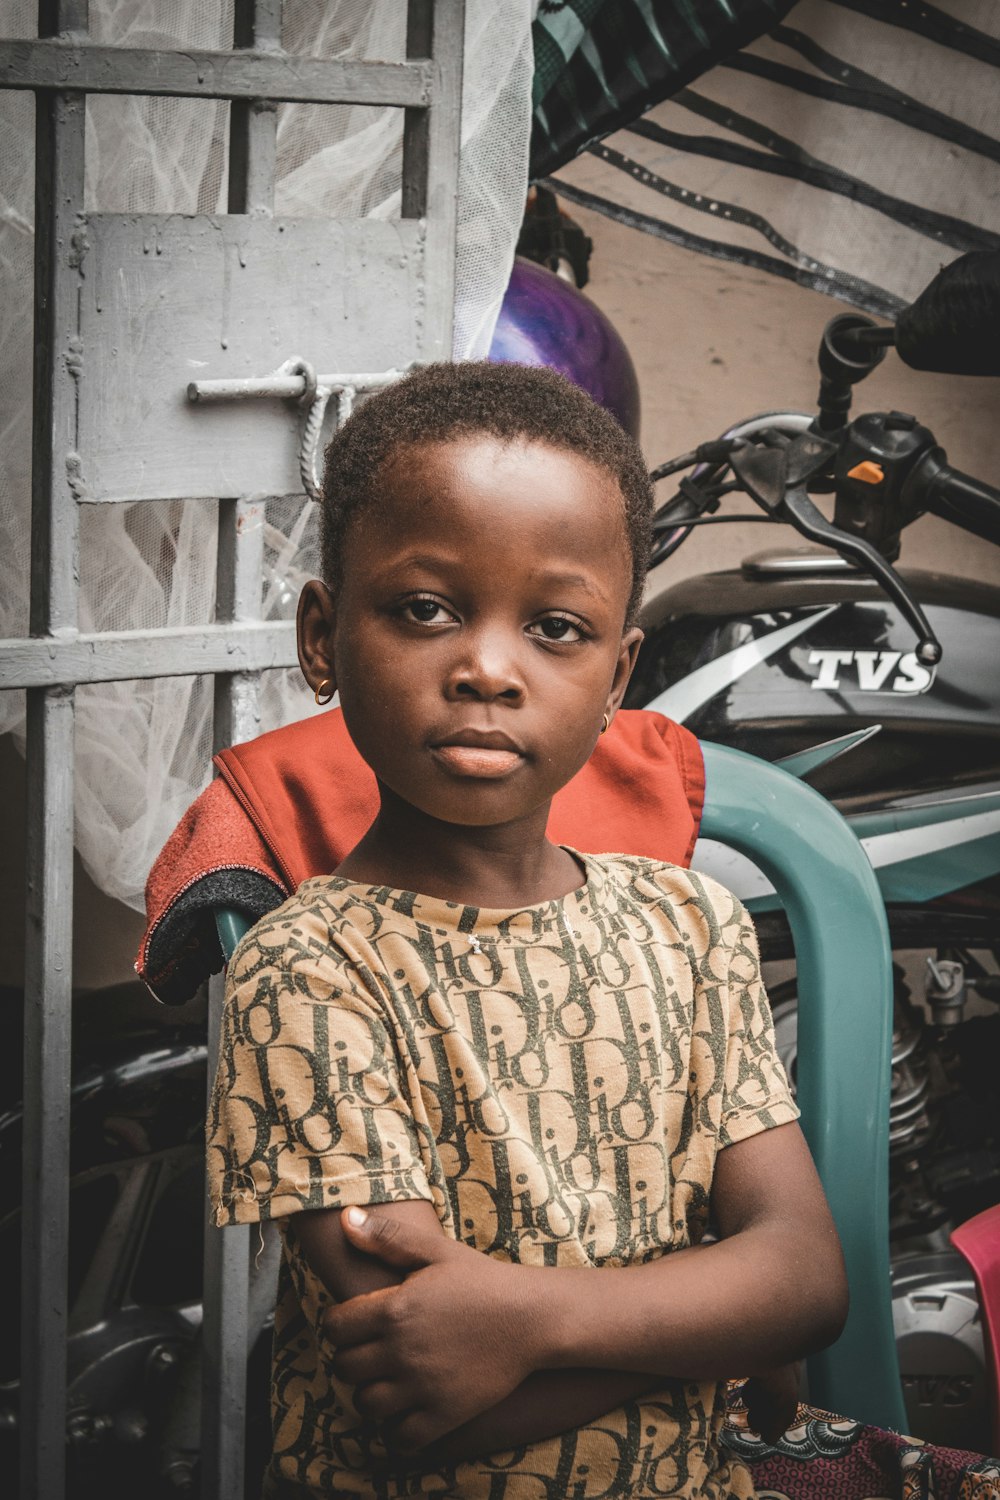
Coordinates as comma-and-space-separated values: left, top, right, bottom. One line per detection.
214, 739, 907, 1430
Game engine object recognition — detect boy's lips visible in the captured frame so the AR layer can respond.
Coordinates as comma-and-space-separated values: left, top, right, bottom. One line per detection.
430, 730, 526, 779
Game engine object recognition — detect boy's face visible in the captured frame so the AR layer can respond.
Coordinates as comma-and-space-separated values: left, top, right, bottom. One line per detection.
299, 435, 642, 831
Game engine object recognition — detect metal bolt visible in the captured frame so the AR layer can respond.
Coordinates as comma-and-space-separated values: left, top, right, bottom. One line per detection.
926, 957, 966, 1026
148, 1341, 181, 1376
66, 1409, 112, 1447
161, 1458, 197, 1493
115, 1408, 149, 1446
66, 1412, 93, 1446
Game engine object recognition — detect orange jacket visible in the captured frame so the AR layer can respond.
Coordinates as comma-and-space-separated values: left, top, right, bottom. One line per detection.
137, 706, 704, 1005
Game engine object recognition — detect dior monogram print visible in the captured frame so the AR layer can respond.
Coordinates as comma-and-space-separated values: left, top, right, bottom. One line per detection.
207, 852, 798, 1499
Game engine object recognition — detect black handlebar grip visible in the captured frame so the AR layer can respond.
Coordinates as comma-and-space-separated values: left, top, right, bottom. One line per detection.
895, 250, 1000, 377
916, 452, 1000, 546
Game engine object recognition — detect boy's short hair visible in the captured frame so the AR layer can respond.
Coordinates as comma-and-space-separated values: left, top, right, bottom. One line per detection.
320, 361, 653, 627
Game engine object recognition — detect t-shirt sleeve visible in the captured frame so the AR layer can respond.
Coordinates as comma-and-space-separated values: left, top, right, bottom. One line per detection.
206, 921, 432, 1226
718, 907, 799, 1148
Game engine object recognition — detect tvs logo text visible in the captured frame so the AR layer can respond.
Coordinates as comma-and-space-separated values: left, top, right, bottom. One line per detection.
807, 649, 935, 694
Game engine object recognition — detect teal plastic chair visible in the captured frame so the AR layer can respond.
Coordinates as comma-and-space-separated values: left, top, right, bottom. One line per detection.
215, 740, 905, 1430
698, 743, 903, 1431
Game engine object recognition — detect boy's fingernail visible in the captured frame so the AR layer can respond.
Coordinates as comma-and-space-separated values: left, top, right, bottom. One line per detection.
346, 1206, 367, 1227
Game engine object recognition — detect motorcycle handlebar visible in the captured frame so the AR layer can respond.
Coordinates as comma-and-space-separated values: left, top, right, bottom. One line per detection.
914, 452, 1000, 546
649, 253, 1000, 656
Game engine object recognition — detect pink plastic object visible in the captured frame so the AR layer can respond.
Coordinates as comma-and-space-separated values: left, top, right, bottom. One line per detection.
951, 1205, 1000, 1456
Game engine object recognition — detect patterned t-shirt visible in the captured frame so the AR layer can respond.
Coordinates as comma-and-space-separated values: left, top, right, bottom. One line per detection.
207, 852, 798, 1499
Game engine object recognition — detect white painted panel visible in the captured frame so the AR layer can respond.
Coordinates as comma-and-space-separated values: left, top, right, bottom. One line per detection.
76, 214, 433, 501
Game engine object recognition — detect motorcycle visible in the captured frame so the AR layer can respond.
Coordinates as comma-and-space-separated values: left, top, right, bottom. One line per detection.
626, 249, 1000, 1453
2, 254, 999, 1494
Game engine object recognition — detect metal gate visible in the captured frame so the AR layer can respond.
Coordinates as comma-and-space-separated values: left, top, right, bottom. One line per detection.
0, 4, 464, 1495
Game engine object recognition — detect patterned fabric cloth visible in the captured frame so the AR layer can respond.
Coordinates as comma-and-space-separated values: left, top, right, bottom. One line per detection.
207, 852, 798, 1498
723, 1389, 1000, 1499
530, 0, 795, 177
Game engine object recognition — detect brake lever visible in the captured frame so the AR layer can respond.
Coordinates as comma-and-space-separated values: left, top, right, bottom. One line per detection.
731, 435, 943, 665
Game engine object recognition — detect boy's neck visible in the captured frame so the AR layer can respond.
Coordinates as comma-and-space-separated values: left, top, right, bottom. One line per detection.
334, 790, 585, 909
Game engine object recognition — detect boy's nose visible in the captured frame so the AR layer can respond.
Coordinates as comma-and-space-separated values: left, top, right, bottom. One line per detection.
445, 633, 525, 703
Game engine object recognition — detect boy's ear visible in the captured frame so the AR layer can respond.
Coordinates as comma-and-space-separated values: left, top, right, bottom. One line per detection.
606, 626, 644, 723
297, 580, 338, 697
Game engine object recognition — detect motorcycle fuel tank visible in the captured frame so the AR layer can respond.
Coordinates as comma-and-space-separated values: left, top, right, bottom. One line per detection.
628, 556, 1000, 810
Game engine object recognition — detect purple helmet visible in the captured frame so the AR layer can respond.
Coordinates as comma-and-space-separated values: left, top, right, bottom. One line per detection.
488, 258, 641, 439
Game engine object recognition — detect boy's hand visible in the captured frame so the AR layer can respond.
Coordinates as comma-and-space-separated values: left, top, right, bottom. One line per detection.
323, 1207, 540, 1451
743, 1362, 801, 1445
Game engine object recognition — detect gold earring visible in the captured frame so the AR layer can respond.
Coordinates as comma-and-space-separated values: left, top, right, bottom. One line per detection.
314, 678, 334, 706
601, 712, 610, 734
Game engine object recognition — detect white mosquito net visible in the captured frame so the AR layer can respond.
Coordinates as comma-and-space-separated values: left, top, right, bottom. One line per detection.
0, 0, 535, 911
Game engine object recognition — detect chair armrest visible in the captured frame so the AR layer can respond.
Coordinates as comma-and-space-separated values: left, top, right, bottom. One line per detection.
215, 907, 252, 961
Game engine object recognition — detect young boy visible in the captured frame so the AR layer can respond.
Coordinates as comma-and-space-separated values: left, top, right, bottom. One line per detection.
207, 362, 847, 1498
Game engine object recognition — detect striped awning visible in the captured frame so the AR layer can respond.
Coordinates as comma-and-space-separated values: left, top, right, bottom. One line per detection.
533, 0, 1000, 314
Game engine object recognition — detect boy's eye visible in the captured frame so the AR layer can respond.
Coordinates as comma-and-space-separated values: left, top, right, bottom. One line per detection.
401, 596, 453, 625
529, 615, 584, 643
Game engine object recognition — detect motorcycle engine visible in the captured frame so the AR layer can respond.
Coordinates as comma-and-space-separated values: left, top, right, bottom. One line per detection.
891, 1252, 988, 1451
769, 972, 1000, 1454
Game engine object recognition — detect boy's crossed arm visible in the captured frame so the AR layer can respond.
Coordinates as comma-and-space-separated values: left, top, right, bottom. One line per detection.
295, 1120, 847, 1462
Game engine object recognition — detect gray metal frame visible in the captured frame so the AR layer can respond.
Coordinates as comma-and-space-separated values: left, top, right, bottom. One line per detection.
0, 2, 464, 1495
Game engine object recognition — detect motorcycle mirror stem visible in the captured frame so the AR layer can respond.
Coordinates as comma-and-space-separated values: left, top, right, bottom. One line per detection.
814, 314, 888, 434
